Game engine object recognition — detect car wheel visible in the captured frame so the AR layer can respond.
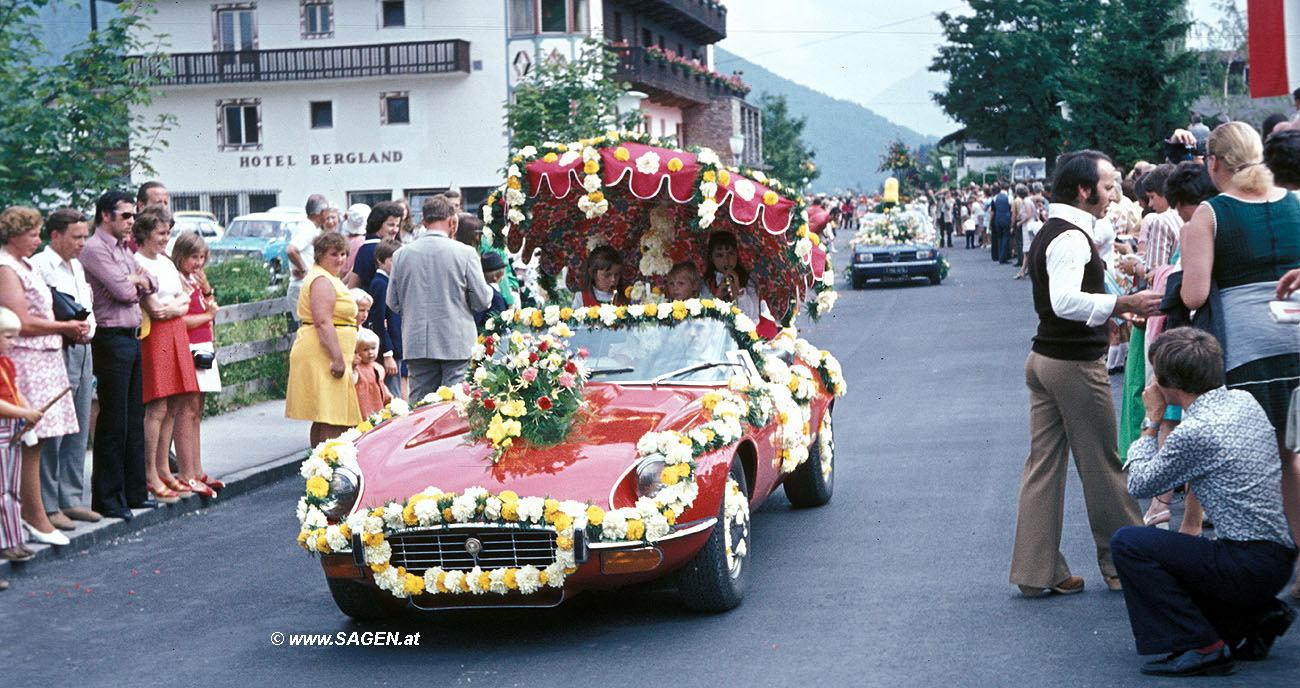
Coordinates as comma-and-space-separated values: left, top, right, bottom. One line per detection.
326, 577, 401, 620
677, 461, 750, 612
929, 271, 941, 285
784, 407, 834, 508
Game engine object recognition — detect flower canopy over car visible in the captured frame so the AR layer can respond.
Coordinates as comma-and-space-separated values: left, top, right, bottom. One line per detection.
481, 132, 837, 323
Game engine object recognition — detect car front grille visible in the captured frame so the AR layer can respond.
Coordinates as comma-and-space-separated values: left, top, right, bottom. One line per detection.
387, 527, 558, 573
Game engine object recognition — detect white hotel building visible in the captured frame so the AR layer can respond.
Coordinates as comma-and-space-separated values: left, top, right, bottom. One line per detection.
131, 1, 758, 224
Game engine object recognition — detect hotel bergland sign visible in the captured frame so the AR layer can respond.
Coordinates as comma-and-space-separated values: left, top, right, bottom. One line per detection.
237, 150, 405, 168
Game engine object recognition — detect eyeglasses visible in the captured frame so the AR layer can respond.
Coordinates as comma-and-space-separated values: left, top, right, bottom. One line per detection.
114, 210, 136, 219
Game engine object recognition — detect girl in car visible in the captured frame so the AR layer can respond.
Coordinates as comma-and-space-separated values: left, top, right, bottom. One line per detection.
703, 231, 768, 320
573, 245, 626, 308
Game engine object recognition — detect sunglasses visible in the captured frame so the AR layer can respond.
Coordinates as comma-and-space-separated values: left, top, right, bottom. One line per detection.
114, 210, 136, 219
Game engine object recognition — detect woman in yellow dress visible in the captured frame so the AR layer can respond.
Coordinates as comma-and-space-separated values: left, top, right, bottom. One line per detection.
286, 232, 362, 445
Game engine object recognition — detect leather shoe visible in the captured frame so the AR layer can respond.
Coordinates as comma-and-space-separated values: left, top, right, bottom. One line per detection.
63, 507, 101, 523
1141, 646, 1235, 676
47, 511, 76, 531
1104, 575, 1123, 592
101, 507, 133, 521
1233, 601, 1296, 661
22, 520, 70, 546
1019, 576, 1084, 598
127, 498, 160, 509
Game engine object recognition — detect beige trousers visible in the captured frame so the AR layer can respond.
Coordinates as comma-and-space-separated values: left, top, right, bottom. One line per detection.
1010, 352, 1143, 588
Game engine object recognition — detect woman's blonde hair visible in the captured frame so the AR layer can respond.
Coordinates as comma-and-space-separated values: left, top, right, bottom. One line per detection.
1208, 121, 1274, 194
0, 206, 42, 245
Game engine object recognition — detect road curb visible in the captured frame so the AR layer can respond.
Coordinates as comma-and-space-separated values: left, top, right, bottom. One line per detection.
0, 448, 307, 579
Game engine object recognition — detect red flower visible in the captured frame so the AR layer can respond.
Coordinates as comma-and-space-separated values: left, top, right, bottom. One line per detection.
537, 396, 553, 410
538, 341, 549, 352
564, 361, 578, 374
578, 347, 589, 359
485, 342, 495, 356
529, 352, 539, 363
483, 398, 496, 410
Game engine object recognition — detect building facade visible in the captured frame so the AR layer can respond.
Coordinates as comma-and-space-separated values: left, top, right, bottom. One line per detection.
130, 0, 760, 225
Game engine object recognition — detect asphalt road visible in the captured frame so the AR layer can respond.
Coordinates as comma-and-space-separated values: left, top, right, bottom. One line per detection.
4, 244, 1295, 687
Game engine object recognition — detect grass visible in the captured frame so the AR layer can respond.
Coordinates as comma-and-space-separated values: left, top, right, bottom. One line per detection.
204, 259, 293, 416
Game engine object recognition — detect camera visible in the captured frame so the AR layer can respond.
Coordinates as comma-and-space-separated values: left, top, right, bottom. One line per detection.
192, 350, 215, 369
1163, 140, 1199, 163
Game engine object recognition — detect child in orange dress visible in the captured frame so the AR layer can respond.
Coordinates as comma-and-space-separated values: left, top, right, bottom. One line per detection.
1, 306, 41, 566
352, 328, 391, 417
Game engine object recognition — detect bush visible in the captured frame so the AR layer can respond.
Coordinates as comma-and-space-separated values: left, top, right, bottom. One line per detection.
207, 258, 284, 305
203, 258, 292, 416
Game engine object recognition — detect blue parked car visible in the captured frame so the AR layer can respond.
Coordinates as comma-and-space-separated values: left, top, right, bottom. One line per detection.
206, 210, 312, 277
849, 210, 944, 288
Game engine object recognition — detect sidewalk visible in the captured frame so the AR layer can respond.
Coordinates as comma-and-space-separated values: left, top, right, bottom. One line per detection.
2, 399, 309, 577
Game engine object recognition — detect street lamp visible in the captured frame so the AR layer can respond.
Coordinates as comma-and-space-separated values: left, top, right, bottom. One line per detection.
615, 90, 647, 130
1056, 100, 1072, 122
729, 133, 746, 159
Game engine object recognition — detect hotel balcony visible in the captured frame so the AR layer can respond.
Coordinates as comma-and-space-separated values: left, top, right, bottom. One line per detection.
610, 45, 747, 107
134, 39, 471, 86
634, 0, 727, 43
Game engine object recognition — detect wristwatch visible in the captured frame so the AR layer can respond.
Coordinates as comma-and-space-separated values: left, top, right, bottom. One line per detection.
1140, 417, 1161, 431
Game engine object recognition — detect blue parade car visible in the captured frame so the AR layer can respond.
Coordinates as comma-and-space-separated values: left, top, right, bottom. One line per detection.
850, 211, 943, 288
206, 210, 312, 277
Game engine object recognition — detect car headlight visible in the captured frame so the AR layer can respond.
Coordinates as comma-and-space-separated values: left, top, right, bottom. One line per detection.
635, 457, 667, 498
855, 253, 872, 263
321, 466, 359, 520
915, 249, 933, 259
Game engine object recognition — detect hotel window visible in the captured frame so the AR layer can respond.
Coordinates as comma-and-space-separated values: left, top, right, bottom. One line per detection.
301, 1, 333, 38
214, 4, 256, 52
217, 98, 261, 151
509, 0, 588, 35
381, 1, 405, 27
349, 190, 393, 207
210, 195, 240, 227
172, 195, 201, 212
248, 193, 278, 213
381, 92, 409, 125
310, 101, 332, 129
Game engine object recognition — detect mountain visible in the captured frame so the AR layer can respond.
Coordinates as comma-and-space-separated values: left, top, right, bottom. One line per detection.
715, 47, 935, 194
863, 67, 959, 139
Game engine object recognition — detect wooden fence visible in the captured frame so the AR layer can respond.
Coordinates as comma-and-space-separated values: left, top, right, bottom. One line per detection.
213, 296, 295, 406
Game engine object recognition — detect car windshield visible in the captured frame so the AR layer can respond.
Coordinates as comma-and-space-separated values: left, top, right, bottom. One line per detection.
225, 219, 285, 239
565, 319, 740, 384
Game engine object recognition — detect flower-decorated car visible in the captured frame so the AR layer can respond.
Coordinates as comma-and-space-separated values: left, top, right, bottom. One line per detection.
295, 133, 845, 618
849, 209, 946, 288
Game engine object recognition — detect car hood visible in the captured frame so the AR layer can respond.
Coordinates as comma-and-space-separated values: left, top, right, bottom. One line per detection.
352, 383, 715, 511
855, 243, 934, 252
209, 237, 271, 251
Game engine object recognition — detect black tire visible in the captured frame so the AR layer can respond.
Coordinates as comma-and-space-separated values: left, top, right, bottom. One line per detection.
327, 577, 400, 621
784, 408, 834, 508
852, 273, 865, 289
928, 271, 941, 285
677, 461, 750, 612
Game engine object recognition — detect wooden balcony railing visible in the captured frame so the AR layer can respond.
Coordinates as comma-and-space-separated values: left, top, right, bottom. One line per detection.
134, 39, 470, 86
610, 45, 746, 106
636, 0, 727, 43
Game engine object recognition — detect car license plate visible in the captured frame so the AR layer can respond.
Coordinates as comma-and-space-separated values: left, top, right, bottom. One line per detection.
884, 265, 907, 276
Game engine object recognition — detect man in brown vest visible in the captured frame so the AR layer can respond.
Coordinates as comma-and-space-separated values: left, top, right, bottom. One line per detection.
1010, 150, 1163, 597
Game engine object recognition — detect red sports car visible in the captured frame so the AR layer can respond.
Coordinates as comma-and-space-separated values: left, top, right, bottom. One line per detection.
297, 303, 845, 618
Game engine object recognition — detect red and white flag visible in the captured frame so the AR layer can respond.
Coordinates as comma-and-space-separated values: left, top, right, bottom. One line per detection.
1248, 0, 1300, 98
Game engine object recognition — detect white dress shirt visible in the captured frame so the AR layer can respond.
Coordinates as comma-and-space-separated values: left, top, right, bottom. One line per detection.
30, 246, 97, 338
1044, 203, 1118, 327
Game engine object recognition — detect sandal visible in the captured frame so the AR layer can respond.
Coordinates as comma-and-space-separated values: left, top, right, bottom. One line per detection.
164, 476, 192, 494
187, 479, 217, 499
2, 547, 34, 563
147, 484, 180, 504
198, 473, 225, 490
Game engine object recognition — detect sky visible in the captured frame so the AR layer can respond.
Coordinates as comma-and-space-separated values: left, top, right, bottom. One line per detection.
716, 0, 1241, 137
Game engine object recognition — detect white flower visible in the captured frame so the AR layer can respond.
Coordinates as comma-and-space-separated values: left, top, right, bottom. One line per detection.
734, 178, 756, 202
816, 290, 838, 314
763, 356, 792, 386
733, 313, 756, 335
443, 570, 466, 593
325, 525, 349, 552
601, 511, 629, 541
364, 540, 392, 565
582, 173, 602, 193
543, 305, 561, 325
559, 150, 580, 167
480, 203, 494, 225
516, 565, 542, 594
505, 187, 525, 207
346, 512, 368, 533
645, 513, 671, 542
338, 428, 362, 443
794, 238, 813, 259
373, 565, 402, 596
822, 270, 835, 287
304, 506, 327, 529
627, 304, 646, 318
295, 497, 309, 525
423, 567, 444, 592
635, 151, 661, 175
685, 298, 703, 315
382, 505, 405, 531
466, 566, 487, 594
586, 235, 609, 251
697, 148, 720, 166
508, 163, 523, 177
300, 455, 332, 480
451, 494, 479, 522
507, 208, 525, 225
581, 146, 600, 162
597, 303, 619, 326
516, 147, 536, 159
389, 398, 410, 416
795, 340, 822, 366
516, 496, 545, 524
752, 170, 768, 183
413, 497, 441, 525
483, 496, 503, 520
544, 562, 566, 587
699, 181, 718, 199
488, 567, 509, 594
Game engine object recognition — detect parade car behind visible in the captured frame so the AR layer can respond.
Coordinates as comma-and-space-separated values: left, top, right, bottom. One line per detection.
301, 307, 843, 618
206, 209, 308, 276
851, 211, 943, 288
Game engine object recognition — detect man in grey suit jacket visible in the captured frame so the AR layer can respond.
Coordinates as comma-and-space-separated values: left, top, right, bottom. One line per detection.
387, 195, 493, 399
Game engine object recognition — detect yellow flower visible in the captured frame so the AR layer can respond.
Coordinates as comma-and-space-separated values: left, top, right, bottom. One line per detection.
719, 170, 731, 186
667, 157, 683, 172
338, 523, 351, 539
297, 529, 311, 549
530, 310, 545, 328
559, 307, 574, 320
403, 573, 424, 595
459, 576, 471, 592
701, 392, 722, 409
614, 306, 627, 319
543, 498, 560, 521
587, 308, 601, 321
499, 490, 519, 502
556, 535, 573, 551
437, 386, 455, 401
543, 152, 558, 163
585, 505, 605, 525
371, 561, 389, 573
504, 569, 518, 590
501, 399, 526, 418
661, 466, 680, 486
811, 234, 821, 246
538, 569, 549, 585
626, 520, 646, 540
402, 503, 418, 525
556, 143, 568, 152
584, 159, 600, 174
564, 567, 577, 575
502, 501, 520, 521
664, 509, 677, 525
731, 306, 742, 315
702, 428, 716, 443
317, 445, 337, 462
435, 571, 450, 593
553, 513, 573, 532
788, 378, 800, 392
362, 531, 384, 547
672, 302, 688, 320
700, 299, 715, 309
702, 170, 716, 183
506, 176, 521, 190
478, 571, 492, 590
763, 190, 779, 206
587, 190, 604, 203
355, 420, 373, 433
305, 476, 330, 498
614, 146, 630, 162
644, 303, 658, 317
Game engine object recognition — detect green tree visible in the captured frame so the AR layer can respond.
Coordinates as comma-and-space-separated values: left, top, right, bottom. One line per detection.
0, 0, 174, 208
1062, 0, 1196, 168
504, 38, 640, 147
759, 92, 818, 188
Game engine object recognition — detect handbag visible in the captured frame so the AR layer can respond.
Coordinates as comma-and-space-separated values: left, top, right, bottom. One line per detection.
49, 287, 89, 321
